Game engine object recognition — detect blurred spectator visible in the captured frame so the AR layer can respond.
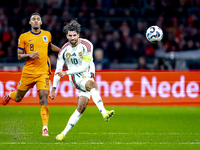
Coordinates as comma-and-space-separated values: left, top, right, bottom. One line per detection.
144, 42, 155, 58
99, 40, 109, 56
0, 8, 7, 29
133, 20, 148, 36
46, 0, 62, 8
119, 21, 130, 43
61, 10, 72, 24
128, 42, 145, 59
124, 8, 131, 17
75, 1, 89, 18
5, 38, 17, 61
109, 40, 126, 64
107, 8, 116, 17
153, 58, 170, 70
2, 25, 11, 48
167, 17, 179, 40
51, 22, 63, 46
0, 42, 5, 57
159, 0, 174, 17
25, 1, 39, 16
95, 0, 103, 9
137, 56, 149, 70
156, 41, 167, 52
6, 46, 15, 62
132, 33, 144, 45
90, 19, 100, 32
185, 16, 198, 37
94, 48, 110, 70
124, 36, 132, 50
166, 40, 180, 52
112, 30, 121, 41
58, 37, 67, 48
13, 7, 24, 18
42, 8, 57, 31
82, 28, 91, 39
175, 24, 186, 49
144, 0, 159, 17
192, 0, 200, 7
110, 0, 121, 8
182, 38, 198, 51
90, 31, 98, 49
61, 0, 74, 9
20, 18, 29, 34
102, 20, 114, 34
155, 15, 165, 29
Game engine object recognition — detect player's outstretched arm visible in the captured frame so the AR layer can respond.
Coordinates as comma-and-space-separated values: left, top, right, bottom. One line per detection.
55, 71, 67, 78
49, 43, 60, 53
49, 53, 65, 100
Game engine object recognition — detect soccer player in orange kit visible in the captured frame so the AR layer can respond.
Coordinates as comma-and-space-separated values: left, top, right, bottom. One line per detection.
2, 12, 60, 136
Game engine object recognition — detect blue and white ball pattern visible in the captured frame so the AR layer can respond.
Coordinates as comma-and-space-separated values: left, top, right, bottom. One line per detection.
146, 26, 163, 43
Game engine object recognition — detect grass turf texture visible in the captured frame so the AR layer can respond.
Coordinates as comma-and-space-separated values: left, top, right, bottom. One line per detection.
0, 106, 200, 150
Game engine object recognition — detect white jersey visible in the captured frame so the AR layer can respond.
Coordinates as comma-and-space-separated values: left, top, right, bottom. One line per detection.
53, 38, 95, 88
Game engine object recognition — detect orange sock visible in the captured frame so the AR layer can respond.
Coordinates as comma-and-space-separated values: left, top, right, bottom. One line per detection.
9, 91, 17, 100
41, 106, 49, 127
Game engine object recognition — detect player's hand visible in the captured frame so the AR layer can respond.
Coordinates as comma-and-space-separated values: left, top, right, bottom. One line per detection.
49, 90, 56, 100
29, 52, 40, 59
56, 71, 67, 78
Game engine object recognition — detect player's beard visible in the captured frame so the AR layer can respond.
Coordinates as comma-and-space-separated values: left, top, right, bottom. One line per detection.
70, 39, 78, 46
33, 26, 39, 30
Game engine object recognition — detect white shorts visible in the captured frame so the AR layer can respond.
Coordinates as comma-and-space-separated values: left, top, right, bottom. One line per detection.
69, 73, 94, 99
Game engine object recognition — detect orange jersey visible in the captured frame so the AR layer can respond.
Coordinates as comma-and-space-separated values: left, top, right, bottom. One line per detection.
18, 30, 51, 75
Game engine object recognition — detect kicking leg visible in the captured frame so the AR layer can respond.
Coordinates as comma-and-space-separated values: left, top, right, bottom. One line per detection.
85, 80, 115, 122
56, 96, 89, 140
2, 89, 27, 105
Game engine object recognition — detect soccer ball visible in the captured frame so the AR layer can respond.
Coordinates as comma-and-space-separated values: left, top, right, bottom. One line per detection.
146, 26, 163, 43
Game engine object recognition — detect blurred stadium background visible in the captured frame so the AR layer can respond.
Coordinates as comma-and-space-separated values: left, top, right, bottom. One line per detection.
1, 0, 200, 71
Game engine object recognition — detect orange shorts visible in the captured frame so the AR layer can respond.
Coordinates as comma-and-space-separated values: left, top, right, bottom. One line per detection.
18, 73, 50, 91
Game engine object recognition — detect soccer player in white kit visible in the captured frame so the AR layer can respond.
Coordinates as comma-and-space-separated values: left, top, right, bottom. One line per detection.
49, 20, 115, 140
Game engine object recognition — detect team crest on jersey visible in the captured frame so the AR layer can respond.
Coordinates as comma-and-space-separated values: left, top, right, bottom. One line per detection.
79, 51, 82, 56
82, 76, 86, 79
66, 53, 71, 58
18, 81, 21, 87
43, 36, 48, 42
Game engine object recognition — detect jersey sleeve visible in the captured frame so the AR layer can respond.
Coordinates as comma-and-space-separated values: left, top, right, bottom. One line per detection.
52, 50, 65, 88
56, 51, 65, 72
81, 39, 93, 68
82, 39, 93, 61
18, 34, 26, 53
48, 31, 52, 43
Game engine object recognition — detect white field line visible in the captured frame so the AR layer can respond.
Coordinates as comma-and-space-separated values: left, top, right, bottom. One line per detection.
0, 132, 200, 145
0, 132, 199, 135
1, 142, 200, 145
78, 132, 200, 135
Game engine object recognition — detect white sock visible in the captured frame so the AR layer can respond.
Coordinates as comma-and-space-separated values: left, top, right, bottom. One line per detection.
43, 126, 48, 130
90, 88, 106, 115
62, 109, 82, 135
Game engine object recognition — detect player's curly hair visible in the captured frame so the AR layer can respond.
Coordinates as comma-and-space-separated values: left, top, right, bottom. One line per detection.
63, 20, 81, 34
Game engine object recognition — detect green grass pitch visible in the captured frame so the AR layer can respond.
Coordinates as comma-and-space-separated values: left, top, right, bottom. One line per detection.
1, 106, 200, 150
